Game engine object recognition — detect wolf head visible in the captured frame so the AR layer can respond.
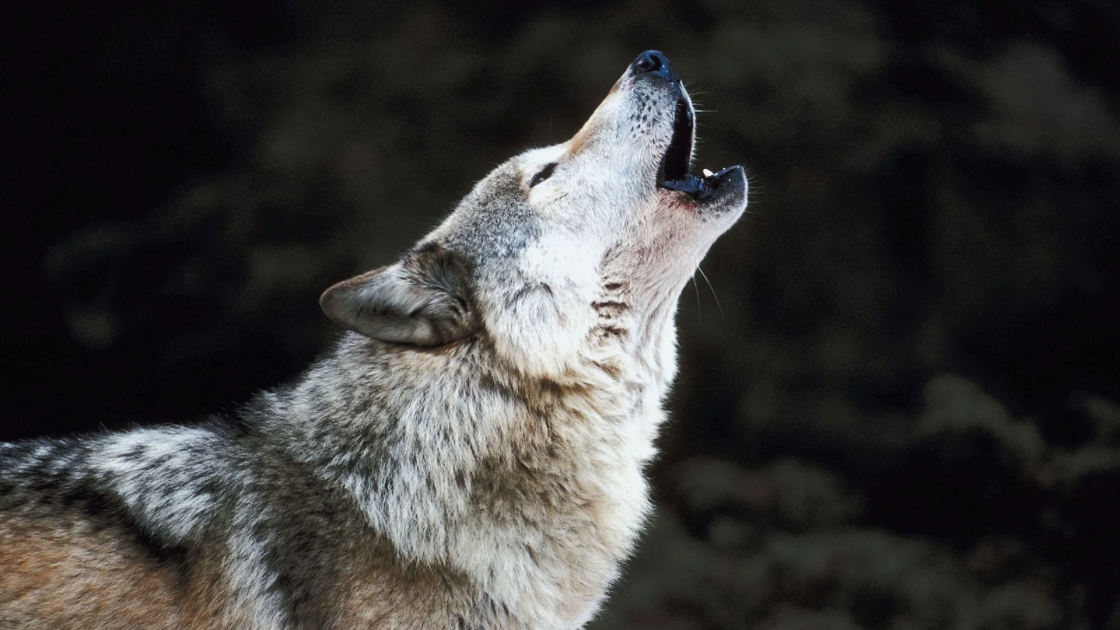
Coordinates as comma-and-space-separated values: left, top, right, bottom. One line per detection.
321, 51, 747, 379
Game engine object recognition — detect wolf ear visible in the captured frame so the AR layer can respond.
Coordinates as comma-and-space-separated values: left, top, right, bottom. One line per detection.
319, 244, 479, 346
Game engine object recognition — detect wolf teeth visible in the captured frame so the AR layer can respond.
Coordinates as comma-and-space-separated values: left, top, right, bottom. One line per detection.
702, 168, 713, 177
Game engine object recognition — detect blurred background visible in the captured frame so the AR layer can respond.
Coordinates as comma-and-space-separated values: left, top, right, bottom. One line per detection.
2, 0, 1119, 627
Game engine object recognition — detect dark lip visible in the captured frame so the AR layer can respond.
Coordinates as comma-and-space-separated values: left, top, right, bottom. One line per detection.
655, 94, 734, 201
660, 165, 744, 202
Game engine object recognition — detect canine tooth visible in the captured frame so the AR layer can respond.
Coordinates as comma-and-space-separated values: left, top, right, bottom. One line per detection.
702, 168, 713, 177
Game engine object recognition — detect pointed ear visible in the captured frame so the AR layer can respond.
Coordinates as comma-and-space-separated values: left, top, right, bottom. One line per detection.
319, 244, 479, 346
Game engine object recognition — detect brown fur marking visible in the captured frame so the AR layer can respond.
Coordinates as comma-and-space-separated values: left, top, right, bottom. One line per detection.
328, 539, 473, 629
0, 513, 183, 629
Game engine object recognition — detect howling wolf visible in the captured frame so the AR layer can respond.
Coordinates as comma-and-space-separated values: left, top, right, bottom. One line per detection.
0, 50, 748, 629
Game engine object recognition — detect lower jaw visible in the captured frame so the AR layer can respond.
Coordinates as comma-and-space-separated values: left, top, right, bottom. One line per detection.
658, 165, 742, 202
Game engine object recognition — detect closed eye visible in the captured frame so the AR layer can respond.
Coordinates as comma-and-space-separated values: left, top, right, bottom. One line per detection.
529, 163, 557, 188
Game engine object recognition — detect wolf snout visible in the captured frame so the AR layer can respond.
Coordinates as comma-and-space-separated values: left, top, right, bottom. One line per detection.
631, 50, 679, 83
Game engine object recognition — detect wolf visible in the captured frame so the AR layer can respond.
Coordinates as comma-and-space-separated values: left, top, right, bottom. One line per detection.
0, 50, 747, 629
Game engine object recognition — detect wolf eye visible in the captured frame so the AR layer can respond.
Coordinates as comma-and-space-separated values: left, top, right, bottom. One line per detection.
529, 163, 557, 188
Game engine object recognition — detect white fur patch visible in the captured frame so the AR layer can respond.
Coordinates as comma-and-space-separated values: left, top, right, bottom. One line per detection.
90, 427, 221, 542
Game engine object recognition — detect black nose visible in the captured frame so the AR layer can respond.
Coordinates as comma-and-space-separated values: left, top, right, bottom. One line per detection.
631, 50, 678, 82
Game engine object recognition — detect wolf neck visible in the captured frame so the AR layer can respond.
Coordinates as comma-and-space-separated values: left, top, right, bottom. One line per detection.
277, 307, 678, 627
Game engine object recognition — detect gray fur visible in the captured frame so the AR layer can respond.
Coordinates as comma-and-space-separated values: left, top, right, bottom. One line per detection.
0, 53, 747, 629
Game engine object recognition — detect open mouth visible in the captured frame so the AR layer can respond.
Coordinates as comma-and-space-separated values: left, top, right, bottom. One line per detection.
656, 97, 735, 201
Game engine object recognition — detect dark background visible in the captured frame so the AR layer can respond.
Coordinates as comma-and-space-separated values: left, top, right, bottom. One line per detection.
3, 0, 1119, 627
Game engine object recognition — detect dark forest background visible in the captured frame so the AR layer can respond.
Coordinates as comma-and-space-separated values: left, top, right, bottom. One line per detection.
2, 0, 1119, 628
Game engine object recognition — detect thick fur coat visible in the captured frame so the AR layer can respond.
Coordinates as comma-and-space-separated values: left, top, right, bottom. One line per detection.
0, 51, 747, 629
